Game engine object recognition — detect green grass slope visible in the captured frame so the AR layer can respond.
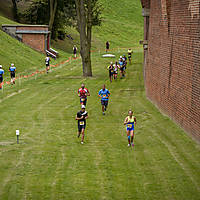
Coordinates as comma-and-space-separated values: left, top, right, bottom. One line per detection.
0, 51, 199, 200
0, 29, 44, 77
0, 15, 71, 81
0, 15, 44, 79
93, 0, 143, 48
53, 0, 143, 53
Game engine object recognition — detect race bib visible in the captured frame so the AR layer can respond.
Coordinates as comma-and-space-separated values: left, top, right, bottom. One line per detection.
127, 124, 132, 128
46, 62, 49, 64
80, 121, 85, 125
103, 94, 107, 97
81, 98, 85, 101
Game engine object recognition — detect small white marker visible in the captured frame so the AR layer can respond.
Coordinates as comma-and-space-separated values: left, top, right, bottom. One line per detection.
16, 130, 20, 144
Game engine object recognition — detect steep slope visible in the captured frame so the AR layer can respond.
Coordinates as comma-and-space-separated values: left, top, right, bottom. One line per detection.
0, 15, 44, 78
93, 0, 143, 48
0, 15, 70, 80
53, 0, 143, 52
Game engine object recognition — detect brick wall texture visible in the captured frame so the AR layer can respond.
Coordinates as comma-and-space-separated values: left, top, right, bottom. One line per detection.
22, 34, 45, 53
16, 26, 48, 52
143, 0, 200, 139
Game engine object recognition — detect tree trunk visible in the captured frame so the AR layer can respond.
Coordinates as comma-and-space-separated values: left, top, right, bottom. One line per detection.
75, 0, 92, 77
86, 0, 92, 76
11, 0, 18, 21
49, 0, 58, 32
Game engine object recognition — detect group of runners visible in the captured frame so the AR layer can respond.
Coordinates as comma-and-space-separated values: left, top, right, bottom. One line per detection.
76, 83, 111, 144
1, 46, 136, 147
67, 45, 136, 147
107, 48, 133, 82
0, 64, 17, 89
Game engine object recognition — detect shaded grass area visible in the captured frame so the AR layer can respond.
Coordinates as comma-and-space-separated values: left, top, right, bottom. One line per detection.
0, 51, 199, 200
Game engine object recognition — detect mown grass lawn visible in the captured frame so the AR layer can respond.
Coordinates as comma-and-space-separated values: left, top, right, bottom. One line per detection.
0, 50, 199, 200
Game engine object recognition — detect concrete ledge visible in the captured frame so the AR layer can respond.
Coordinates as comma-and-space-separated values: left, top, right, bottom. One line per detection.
2, 24, 49, 28
16, 30, 50, 34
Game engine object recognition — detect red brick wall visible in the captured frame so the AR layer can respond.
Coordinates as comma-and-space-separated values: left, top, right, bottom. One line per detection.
16, 26, 48, 52
22, 34, 45, 53
144, 0, 200, 139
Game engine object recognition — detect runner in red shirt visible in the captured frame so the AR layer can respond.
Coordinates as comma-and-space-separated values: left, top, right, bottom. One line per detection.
78, 83, 90, 106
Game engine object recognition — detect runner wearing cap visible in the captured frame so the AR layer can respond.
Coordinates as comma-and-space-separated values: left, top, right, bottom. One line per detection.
45, 55, 50, 73
0, 65, 4, 90
98, 84, 110, 115
107, 62, 114, 82
124, 110, 136, 147
76, 105, 88, 144
113, 61, 119, 80
78, 83, 90, 106
73, 45, 78, 58
9, 63, 16, 84
128, 48, 133, 64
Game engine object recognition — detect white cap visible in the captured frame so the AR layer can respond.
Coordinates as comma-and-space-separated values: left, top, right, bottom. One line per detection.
110, 62, 113, 64
120, 56, 122, 58
0, 65, 2, 68
11, 63, 14, 66
81, 105, 86, 109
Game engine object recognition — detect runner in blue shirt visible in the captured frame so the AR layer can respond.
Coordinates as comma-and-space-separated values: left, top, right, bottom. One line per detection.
98, 84, 110, 115
0, 65, 4, 89
9, 63, 16, 84
119, 56, 124, 78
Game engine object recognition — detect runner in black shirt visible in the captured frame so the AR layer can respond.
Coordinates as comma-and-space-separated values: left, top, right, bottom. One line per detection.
106, 41, 110, 52
76, 105, 88, 144
73, 45, 78, 58
107, 62, 114, 82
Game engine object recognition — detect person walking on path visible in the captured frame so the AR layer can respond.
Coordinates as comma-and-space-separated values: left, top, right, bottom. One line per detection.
128, 48, 133, 64
76, 105, 88, 144
78, 83, 90, 106
119, 56, 124, 78
113, 61, 119, 80
122, 54, 127, 77
73, 45, 78, 58
124, 110, 136, 147
98, 84, 110, 115
106, 41, 110, 52
9, 63, 16, 84
107, 62, 114, 82
45, 55, 50, 73
0, 65, 4, 90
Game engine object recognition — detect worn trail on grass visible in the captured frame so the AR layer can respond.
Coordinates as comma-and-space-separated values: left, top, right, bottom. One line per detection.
0, 51, 199, 200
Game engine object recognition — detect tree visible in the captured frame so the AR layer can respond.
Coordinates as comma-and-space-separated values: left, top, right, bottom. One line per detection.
49, 0, 58, 32
75, 0, 102, 77
11, 0, 18, 21
22, 0, 76, 39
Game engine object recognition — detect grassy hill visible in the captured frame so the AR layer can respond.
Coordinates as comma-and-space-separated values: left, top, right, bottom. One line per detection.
0, 15, 70, 81
0, 50, 199, 200
53, 0, 143, 53
0, 0, 143, 53
93, 0, 143, 48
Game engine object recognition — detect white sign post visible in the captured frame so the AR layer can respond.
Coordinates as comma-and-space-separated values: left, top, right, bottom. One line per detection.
16, 130, 20, 144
